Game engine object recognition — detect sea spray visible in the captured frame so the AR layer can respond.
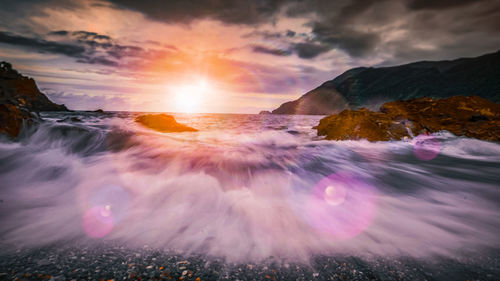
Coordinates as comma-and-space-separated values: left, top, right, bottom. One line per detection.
0, 112, 499, 262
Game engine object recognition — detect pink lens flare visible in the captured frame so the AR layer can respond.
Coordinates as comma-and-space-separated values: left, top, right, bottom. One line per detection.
324, 184, 347, 206
304, 172, 377, 239
79, 184, 130, 238
82, 206, 114, 238
413, 134, 441, 161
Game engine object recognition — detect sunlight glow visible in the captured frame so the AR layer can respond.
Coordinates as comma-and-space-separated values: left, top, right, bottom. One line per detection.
172, 78, 211, 113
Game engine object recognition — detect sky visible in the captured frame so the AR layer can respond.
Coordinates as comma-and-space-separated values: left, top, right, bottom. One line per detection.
1, 0, 499, 113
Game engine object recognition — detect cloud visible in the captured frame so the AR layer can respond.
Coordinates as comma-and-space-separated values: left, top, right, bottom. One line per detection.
107, 0, 286, 25
309, 23, 380, 58
4, 0, 500, 64
0, 29, 182, 68
76, 56, 119, 67
290, 42, 331, 59
251, 45, 292, 56
405, 0, 486, 10
0, 31, 86, 56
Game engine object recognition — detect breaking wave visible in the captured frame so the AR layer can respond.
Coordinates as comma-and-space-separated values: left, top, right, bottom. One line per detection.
0, 112, 499, 262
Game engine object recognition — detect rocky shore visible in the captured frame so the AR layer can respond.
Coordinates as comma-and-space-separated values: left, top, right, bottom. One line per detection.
1, 244, 499, 281
317, 96, 500, 142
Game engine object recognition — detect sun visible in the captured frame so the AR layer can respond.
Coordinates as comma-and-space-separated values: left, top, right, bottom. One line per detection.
172, 79, 210, 113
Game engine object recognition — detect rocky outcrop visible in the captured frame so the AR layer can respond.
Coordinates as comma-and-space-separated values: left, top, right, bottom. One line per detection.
272, 50, 500, 115
1, 61, 69, 138
0, 61, 68, 112
135, 114, 198, 133
317, 96, 500, 142
259, 110, 271, 115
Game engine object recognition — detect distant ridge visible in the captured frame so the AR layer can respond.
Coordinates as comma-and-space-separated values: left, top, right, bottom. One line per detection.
272, 50, 500, 115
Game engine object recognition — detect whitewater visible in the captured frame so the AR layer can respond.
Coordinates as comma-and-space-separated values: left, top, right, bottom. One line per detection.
0, 111, 499, 263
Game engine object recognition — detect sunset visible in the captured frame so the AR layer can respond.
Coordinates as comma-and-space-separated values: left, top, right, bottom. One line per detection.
1, 1, 500, 280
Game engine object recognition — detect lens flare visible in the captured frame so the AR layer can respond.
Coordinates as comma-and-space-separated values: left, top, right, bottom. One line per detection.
324, 185, 347, 206
80, 184, 130, 238
413, 134, 441, 160
304, 173, 377, 239
82, 206, 114, 238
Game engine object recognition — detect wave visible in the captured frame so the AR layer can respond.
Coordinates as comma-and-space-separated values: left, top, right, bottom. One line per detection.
0, 112, 499, 262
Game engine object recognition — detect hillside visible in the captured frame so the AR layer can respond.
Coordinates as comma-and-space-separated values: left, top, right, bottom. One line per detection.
272, 50, 500, 115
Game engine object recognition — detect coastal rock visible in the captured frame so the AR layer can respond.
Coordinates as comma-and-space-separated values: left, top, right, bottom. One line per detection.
317, 96, 500, 142
259, 110, 271, 115
272, 50, 500, 115
0, 104, 37, 137
0, 61, 68, 112
94, 109, 104, 113
135, 114, 198, 133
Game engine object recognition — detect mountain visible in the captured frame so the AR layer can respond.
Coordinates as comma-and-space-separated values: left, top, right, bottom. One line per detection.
0, 61, 68, 112
272, 50, 500, 115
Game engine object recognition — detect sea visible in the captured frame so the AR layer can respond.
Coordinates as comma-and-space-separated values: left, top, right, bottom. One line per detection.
0, 111, 499, 279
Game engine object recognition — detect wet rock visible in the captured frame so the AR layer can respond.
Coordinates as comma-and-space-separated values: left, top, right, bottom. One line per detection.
94, 109, 104, 113
317, 96, 500, 142
0, 103, 36, 137
135, 114, 198, 133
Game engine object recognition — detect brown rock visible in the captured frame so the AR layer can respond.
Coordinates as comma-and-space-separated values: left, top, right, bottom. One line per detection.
0, 61, 68, 112
0, 104, 36, 137
317, 96, 500, 142
135, 114, 198, 133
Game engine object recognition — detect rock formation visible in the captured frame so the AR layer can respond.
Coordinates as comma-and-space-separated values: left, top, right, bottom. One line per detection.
0, 61, 68, 137
0, 61, 68, 112
272, 50, 500, 115
135, 114, 198, 133
317, 96, 500, 142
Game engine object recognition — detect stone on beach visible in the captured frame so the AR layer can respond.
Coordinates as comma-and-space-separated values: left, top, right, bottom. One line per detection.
135, 114, 198, 133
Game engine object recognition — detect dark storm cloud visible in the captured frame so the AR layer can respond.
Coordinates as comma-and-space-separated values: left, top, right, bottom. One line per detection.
2, 0, 500, 65
107, 0, 286, 25
0, 31, 85, 56
309, 23, 380, 58
252, 45, 292, 56
290, 43, 331, 59
405, 0, 486, 10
